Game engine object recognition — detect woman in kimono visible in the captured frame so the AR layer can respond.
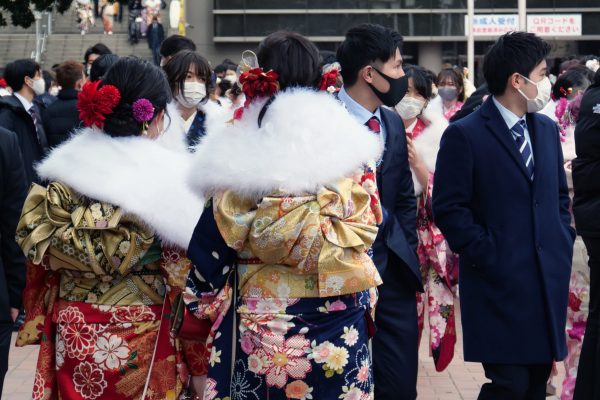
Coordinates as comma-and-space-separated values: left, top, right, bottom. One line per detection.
397, 65, 459, 372
163, 50, 221, 150
16, 57, 204, 399
552, 70, 591, 400
185, 31, 383, 400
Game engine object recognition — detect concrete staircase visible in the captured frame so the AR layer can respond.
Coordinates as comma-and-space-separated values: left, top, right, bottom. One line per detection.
0, 3, 168, 68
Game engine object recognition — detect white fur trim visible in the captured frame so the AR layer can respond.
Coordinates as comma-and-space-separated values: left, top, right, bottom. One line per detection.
411, 109, 448, 195
36, 128, 204, 249
153, 101, 188, 152
189, 88, 384, 197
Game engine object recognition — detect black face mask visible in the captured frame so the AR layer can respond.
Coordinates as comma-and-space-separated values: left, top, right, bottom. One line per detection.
367, 66, 408, 107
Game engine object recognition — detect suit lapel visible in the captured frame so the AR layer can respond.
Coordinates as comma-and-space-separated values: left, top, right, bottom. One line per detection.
527, 113, 545, 189
379, 108, 397, 175
482, 99, 532, 182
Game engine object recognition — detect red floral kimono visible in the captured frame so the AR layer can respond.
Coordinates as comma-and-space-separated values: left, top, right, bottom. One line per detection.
16, 183, 187, 400
409, 117, 459, 372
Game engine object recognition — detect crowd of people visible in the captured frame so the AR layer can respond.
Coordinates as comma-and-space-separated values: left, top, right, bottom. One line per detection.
75, 0, 166, 64
0, 24, 599, 400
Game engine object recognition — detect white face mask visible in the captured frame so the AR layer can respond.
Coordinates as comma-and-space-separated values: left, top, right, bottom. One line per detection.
395, 96, 426, 120
518, 75, 552, 113
30, 77, 46, 96
224, 74, 237, 84
49, 86, 60, 96
177, 81, 206, 108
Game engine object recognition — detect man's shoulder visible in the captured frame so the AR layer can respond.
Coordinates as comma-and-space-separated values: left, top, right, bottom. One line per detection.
380, 106, 405, 134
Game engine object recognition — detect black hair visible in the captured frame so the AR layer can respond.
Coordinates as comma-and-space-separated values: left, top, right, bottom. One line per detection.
553, 69, 591, 100
257, 31, 321, 90
213, 64, 227, 75
404, 64, 433, 100
84, 43, 112, 64
100, 57, 171, 137
483, 32, 551, 96
42, 70, 54, 92
320, 50, 337, 68
159, 35, 196, 59
90, 54, 119, 82
437, 68, 465, 102
163, 50, 212, 99
4, 59, 41, 91
337, 23, 403, 87
217, 79, 233, 96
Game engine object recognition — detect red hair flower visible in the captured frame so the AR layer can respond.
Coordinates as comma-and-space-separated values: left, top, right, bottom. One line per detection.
319, 68, 340, 92
239, 68, 280, 101
77, 81, 121, 128
233, 68, 280, 121
0, 78, 6, 88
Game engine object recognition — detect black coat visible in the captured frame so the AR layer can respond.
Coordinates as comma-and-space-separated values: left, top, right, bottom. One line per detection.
373, 108, 421, 290
573, 82, 600, 238
147, 22, 165, 50
42, 89, 81, 148
0, 128, 27, 325
433, 98, 574, 363
0, 95, 48, 185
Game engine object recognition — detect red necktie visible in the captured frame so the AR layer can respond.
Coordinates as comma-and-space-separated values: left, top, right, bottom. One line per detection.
366, 116, 381, 134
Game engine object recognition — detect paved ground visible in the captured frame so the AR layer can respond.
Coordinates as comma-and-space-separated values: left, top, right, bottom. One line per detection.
2, 305, 566, 399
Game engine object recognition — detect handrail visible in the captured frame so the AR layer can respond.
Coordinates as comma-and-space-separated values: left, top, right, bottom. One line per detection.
32, 9, 53, 63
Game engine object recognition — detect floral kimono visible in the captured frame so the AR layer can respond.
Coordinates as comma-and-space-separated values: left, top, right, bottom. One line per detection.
408, 111, 459, 372
556, 96, 590, 400
185, 88, 384, 400
16, 127, 204, 399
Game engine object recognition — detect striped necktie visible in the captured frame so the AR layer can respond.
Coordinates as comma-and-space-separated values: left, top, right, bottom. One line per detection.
511, 119, 534, 180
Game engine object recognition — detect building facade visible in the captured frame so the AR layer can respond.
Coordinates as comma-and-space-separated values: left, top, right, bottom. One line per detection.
186, 0, 600, 81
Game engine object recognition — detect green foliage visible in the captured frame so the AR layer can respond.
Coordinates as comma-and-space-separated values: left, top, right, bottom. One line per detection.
0, 0, 74, 28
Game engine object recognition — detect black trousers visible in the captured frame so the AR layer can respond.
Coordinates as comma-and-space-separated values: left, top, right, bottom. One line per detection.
574, 237, 600, 399
0, 322, 12, 396
372, 256, 419, 400
478, 363, 552, 400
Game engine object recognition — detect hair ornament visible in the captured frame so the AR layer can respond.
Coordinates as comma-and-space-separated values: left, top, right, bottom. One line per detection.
77, 80, 121, 128
132, 98, 155, 134
232, 50, 280, 121
319, 62, 341, 93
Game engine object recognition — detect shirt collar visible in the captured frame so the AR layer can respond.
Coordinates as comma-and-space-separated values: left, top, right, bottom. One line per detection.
338, 86, 382, 126
492, 96, 525, 130
14, 92, 33, 112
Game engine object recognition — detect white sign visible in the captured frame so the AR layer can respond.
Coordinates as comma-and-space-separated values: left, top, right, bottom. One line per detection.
527, 14, 582, 36
465, 14, 519, 36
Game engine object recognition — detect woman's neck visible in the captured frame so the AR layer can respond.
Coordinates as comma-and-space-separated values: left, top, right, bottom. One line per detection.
443, 99, 457, 110
178, 102, 197, 121
403, 117, 417, 130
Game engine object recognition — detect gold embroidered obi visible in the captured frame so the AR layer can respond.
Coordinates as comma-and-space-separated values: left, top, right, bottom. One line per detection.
214, 178, 382, 298
17, 183, 164, 305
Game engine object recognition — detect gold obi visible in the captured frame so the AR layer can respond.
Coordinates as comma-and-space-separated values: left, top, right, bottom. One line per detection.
213, 177, 382, 298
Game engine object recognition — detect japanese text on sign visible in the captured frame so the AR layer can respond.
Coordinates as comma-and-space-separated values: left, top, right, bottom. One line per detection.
527, 14, 581, 36
465, 14, 519, 36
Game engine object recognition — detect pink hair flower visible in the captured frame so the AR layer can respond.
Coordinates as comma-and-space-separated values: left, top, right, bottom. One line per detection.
132, 98, 155, 123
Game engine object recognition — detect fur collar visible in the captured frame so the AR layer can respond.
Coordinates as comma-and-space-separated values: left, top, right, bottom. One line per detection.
36, 127, 204, 249
189, 88, 383, 197
411, 109, 448, 195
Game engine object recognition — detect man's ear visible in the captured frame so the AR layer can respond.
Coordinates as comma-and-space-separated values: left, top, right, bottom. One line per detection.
361, 65, 375, 84
509, 72, 523, 91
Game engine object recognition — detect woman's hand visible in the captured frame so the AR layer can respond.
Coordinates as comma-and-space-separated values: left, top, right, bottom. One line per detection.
407, 135, 429, 189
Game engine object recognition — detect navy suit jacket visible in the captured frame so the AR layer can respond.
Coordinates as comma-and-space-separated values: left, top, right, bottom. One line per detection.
373, 107, 421, 291
432, 98, 574, 364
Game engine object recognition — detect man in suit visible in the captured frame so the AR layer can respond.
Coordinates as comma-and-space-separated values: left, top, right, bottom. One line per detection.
0, 127, 28, 395
42, 61, 85, 148
337, 23, 422, 400
0, 59, 49, 185
432, 32, 574, 400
